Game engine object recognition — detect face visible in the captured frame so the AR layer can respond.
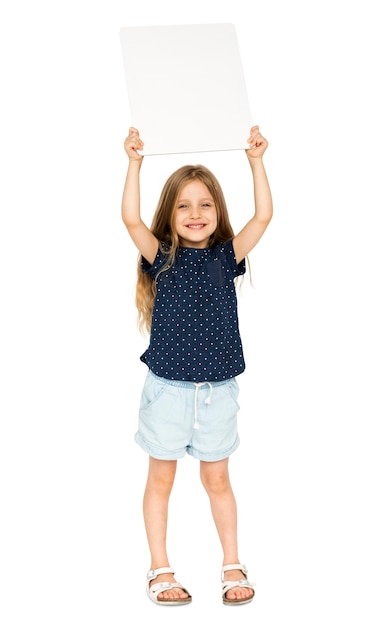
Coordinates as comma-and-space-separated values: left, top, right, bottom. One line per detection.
173, 179, 218, 248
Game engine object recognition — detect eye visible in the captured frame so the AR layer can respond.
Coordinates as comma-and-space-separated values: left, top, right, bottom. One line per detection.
202, 202, 212, 208
178, 203, 188, 209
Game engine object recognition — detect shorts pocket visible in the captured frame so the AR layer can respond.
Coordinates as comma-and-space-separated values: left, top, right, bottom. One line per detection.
139, 372, 167, 412
225, 378, 240, 410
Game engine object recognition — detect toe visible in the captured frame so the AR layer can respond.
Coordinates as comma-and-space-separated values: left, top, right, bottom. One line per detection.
226, 586, 254, 601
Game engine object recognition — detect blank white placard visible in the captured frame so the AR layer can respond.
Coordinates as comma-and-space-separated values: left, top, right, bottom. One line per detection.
120, 23, 253, 155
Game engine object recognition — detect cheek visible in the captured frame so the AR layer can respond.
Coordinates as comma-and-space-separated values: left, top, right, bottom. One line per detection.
173, 214, 182, 229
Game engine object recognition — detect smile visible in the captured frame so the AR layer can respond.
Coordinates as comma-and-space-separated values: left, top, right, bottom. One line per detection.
186, 224, 206, 229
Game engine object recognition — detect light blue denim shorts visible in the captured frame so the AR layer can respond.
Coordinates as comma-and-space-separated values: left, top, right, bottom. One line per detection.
135, 370, 241, 461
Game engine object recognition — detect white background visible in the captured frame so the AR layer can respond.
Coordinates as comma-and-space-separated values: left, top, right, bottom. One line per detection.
1, 1, 384, 625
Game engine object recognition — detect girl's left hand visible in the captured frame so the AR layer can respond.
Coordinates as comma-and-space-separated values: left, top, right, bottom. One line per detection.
246, 125, 268, 158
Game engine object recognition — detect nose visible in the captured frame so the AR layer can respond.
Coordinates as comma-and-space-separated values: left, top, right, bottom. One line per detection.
190, 205, 200, 218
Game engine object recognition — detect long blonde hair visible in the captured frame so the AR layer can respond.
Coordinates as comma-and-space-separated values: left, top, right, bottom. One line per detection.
136, 164, 237, 334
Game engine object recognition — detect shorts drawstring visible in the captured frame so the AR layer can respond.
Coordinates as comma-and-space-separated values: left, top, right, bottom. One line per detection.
193, 382, 213, 429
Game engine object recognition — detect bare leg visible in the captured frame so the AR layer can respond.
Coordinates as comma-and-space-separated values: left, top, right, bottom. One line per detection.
200, 458, 254, 602
143, 456, 189, 600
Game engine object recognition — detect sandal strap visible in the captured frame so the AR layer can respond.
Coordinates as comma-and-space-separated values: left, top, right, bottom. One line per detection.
147, 566, 175, 582
222, 579, 255, 593
221, 563, 248, 580
221, 563, 255, 597
146, 567, 192, 604
150, 581, 187, 598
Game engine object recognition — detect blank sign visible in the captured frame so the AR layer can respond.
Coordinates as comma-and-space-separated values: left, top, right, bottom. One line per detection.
120, 23, 253, 155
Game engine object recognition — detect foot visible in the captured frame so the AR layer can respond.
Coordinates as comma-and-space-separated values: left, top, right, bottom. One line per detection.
223, 567, 255, 603
150, 571, 190, 601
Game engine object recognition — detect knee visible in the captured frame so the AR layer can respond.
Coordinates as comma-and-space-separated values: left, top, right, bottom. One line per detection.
147, 460, 176, 494
152, 471, 175, 488
200, 468, 229, 495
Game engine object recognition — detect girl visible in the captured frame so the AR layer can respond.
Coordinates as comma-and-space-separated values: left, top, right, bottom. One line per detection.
122, 125, 273, 605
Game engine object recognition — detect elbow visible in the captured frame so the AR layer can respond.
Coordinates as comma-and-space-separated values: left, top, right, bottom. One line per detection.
261, 212, 273, 228
121, 212, 140, 229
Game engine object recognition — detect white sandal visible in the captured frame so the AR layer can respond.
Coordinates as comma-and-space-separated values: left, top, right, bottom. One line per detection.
146, 567, 192, 605
221, 563, 255, 605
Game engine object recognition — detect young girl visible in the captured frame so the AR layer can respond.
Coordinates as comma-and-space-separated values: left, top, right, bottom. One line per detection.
122, 125, 273, 606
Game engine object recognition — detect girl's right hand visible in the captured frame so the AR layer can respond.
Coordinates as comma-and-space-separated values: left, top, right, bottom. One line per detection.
124, 127, 144, 161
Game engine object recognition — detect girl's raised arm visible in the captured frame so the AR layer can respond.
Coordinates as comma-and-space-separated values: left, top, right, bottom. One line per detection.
121, 128, 159, 265
232, 126, 273, 264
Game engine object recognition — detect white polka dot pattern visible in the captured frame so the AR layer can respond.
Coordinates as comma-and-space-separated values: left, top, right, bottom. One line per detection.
140, 240, 246, 382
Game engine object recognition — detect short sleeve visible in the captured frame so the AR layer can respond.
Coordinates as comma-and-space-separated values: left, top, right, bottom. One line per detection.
141, 245, 168, 278
222, 240, 246, 277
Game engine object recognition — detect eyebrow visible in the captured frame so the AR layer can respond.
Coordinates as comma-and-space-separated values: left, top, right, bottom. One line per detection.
177, 197, 214, 202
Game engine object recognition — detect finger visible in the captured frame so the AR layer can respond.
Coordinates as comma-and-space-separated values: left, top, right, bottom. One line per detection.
248, 127, 261, 143
248, 136, 260, 148
125, 132, 143, 147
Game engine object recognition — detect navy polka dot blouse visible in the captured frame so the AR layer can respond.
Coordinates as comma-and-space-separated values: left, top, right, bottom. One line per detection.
140, 239, 246, 382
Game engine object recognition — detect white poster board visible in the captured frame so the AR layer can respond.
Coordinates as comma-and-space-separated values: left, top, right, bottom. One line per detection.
120, 23, 253, 155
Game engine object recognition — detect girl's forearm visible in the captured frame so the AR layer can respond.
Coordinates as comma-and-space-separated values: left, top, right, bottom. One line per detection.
250, 157, 273, 223
121, 160, 142, 227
